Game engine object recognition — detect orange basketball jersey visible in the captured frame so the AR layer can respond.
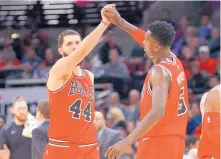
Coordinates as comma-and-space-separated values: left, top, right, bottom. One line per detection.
140, 53, 188, 138
198, 112, 220, 159
47, 70, 97, 144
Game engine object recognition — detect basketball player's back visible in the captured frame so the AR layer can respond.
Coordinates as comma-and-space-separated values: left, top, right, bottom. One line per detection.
198, 84, 220, 159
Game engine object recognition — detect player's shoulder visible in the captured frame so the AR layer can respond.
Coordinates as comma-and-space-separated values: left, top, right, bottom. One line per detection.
1, 122, 14, 132
84, 69, 94, 77
83, 69, 94, 82
207, 85, 220, 100
200, 92, 208, 113
149, 65, 171, 82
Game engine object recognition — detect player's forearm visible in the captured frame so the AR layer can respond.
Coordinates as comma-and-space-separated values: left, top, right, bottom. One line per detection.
124, 109, 164, 145
68, 21, 109, 66
117, 18, 145, 47
117, 18, 137, 34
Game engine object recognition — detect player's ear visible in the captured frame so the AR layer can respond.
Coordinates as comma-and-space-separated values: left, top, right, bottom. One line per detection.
58, 48, 63, 56
153, 44, 161, 52
10, 106, 14, 115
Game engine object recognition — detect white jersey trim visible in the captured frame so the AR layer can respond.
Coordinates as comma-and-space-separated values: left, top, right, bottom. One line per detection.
49, 143, 70, 148
154, 64, 172, 81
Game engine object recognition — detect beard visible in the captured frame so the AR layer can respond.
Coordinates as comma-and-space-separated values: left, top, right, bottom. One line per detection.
62, 51, 69, 57
15, 114, 27, 123
62, 51, 83, 66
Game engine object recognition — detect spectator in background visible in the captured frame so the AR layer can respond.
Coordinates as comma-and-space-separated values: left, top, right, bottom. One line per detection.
20, 47, 43, 78
173, 26, 196, 55
186, 102, 202, 136
198, 45, 217, 75
102, 48, 130, 80
208, 75, 220, 90
30, 38, 45, 59
183, 135, 199, 159
129, 43, 145, 64
188, 89, 196, 104
33, 48, 56, 78
23, 27, 48, 53
109, 107, 126, 130
180, 45, 196, 67
32, 100, 49, 159
99, 31, 122, 64
197, 14, 213, 41
188, 60, 209, 95
175, 16, 189, 42
0, 48, 20, 71
0, 116, 5, 131
159, 8, 176, 27
216, 57, 220, 76
180, 46, 196, 79
106, 92, 127, 115
124, 89, 140, 122
0, 97, 32, 159
184, 136, 199, 154
188, 37, 199, 55
80, 57, 92, 70
94, 111, 128, 159
208, 27, 220, 58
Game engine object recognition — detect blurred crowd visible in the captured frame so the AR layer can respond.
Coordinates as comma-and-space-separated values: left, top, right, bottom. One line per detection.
0, 6, 220, 159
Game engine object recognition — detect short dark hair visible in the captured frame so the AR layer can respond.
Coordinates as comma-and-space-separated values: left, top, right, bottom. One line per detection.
37, 100, 49, 119
58, 30, 81, 48
147, 20, 176, 47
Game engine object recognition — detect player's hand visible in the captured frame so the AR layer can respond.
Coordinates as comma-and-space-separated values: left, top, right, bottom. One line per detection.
102, 4, 122, 26
0, 145, 10, 159
101, 4, 116, 25
105, 140, 130, 159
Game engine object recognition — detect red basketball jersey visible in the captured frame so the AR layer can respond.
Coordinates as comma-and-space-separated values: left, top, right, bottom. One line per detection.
198, 112, 220, 158
140, 53, 188, 138
47, 70, 97, 144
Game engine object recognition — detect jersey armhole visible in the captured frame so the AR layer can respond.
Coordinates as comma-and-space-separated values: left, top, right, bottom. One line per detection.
47, 73, 73, 93
148, 64, 172, 96
83, 70, 94, 85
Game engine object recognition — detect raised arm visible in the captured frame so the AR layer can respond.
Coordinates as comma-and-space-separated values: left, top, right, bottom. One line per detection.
49, 5, 114, 79
103, 5, 145, 47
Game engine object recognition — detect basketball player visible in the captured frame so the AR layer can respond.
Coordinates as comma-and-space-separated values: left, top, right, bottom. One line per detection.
43, 5, 115, 159
198, 84, 220, 159
103, 6, 188, 159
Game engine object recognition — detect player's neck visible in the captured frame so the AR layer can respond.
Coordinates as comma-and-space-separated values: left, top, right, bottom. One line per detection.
152, 48, 171, 65
73, 66, 83, 76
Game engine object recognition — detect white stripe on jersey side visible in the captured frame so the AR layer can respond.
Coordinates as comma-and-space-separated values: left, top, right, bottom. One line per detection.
49, 138, 68, 142
78, 143, 97, 148
148, 80, 152, 96
143, 137, 150, 141
48, 143, 70, 148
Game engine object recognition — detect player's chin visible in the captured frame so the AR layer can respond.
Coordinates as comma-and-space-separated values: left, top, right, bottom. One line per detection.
16, 116, 27, 122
